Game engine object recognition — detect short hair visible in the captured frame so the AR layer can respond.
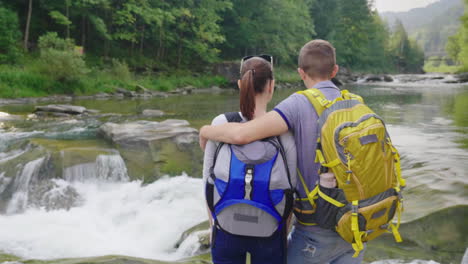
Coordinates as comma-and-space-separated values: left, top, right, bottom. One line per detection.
298, 39, 336, 79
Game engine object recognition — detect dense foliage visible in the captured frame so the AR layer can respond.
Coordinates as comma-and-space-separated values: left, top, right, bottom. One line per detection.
0, 6, 22, 64
0, 0, 428, 97
447, 0, 468, 71
311, 0, 424, 73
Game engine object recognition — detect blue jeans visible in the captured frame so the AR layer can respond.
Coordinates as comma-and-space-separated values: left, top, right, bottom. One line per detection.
211, 226, 286, 264
287, 226, 365, 264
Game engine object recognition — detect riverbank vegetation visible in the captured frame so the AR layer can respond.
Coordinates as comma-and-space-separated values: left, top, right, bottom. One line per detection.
0, 0, 426, 98
446, 0, 468, 72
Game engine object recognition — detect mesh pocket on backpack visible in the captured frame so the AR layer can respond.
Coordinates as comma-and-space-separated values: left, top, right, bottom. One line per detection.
315, 185, 348, 229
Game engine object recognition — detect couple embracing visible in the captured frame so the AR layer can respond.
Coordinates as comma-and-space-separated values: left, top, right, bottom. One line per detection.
200, 39, 404, 264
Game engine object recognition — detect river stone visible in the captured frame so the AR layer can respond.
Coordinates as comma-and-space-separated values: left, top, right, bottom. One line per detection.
99, 120, 197, 147
35, 104, 87, 115
455, 73, 468, 83
383, 75, 394, 82
335, 66, 358, 84
115, 87, 137, 97
142, 109, 165, 117
28, 180, 81, 211
175, 221, 210, 248
135, 85, 151, 94
364, 74, 383, 82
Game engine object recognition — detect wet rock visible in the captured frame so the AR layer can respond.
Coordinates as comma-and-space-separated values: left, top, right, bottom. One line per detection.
212, 61, 240, 85
383, 75, 394, 82
0, 254, 211, 264
98, 120, 202, 181
35, 105, 87, 115
0, 112, 21, 121
94, 92, 111, 98
28, 180, 81, 211
364, 74, 383, 82
175, 221, 210, 248
175, 221, 211, 256
455, 73, 468, 83
142, 109, 165, 117
151, 91, 169, 98
335, 67, 358, 84
115, 87, 136, 97
99, 120, 197, 147
135, 85, 151, 94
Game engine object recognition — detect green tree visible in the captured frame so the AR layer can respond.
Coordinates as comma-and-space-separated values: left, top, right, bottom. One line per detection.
37, 32, 89, 83
329, 0, 373, 68
446, 34, 461, 63
310, 0, 339, 40
0, 6, 22, 64
220, 0, 315, 65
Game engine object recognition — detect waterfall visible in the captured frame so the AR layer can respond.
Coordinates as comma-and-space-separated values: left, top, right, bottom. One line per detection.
6, 157, 45, 214
0, 171, 11, 194
63, 154, 129, 182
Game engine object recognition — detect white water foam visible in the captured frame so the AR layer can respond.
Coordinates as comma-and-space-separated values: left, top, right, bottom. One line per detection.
0, 175, 206, 261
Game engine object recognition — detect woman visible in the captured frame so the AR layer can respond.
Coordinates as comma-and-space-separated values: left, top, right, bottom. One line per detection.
203, 55, 297, 264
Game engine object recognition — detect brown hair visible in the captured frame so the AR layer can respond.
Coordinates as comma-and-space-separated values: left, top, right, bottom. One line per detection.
298, 39, 336, 80
239, 57, 273, 120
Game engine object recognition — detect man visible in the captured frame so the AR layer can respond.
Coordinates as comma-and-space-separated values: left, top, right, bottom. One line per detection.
199, 39, 364, 264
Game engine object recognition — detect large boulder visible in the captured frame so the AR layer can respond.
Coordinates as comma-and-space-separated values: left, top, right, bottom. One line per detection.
34, 105, 87, 115
212, 62, 240, 85
98, 120, 203, 182
455, 73, 468, 83
142, 109, 165, 117
99, 120, 197, 147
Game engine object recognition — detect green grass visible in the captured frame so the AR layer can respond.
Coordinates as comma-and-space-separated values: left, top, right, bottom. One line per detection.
275, 67, 301, 83
424, 59, 460, 73
0, 64, 228, 99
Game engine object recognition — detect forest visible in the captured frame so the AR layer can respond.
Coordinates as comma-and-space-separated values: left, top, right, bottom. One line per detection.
0, 0, 436, 98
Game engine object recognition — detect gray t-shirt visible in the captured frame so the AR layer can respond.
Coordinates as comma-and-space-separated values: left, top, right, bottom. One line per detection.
273, 80, 341, 229
203, 112, 297, 187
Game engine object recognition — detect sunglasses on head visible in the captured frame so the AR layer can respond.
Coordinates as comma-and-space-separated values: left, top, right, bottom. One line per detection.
240, 54, 274, 74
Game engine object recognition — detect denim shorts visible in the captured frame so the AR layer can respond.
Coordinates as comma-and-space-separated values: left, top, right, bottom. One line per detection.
287, 226, 365, 264
211, 226, 287, 264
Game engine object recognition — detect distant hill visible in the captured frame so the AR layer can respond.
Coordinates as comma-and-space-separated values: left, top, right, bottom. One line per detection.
381, 0, 464, 57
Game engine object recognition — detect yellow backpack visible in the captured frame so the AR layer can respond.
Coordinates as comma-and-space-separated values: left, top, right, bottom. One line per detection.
296, 88, 406, 257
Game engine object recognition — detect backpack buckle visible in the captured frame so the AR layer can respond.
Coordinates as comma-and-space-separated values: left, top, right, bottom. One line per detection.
244, 167, 254, 200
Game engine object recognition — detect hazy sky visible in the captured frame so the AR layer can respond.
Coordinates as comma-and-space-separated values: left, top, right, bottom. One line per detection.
374, 0, 440, 12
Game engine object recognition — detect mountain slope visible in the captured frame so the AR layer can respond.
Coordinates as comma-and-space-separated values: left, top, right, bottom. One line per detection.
381, 0, 464, 57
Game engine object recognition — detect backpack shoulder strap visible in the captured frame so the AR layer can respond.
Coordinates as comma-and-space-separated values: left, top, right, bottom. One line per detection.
296, 88, 330, 116
208, 112, 242, 190
224, 112, 243, 123
341, 89, 364, 103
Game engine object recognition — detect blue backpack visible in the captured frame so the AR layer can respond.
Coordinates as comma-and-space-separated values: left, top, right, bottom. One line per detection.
205, 112, 295, 237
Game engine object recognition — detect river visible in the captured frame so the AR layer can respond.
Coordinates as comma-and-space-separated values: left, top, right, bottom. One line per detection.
0, 76, 467, 264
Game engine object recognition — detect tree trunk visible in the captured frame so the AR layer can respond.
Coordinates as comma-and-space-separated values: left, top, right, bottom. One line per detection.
81, 15, 86, 50
140, 25, 145, 55
66, 1, 70, 39
23, 0, 33, 51
157, 25, 164, 59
